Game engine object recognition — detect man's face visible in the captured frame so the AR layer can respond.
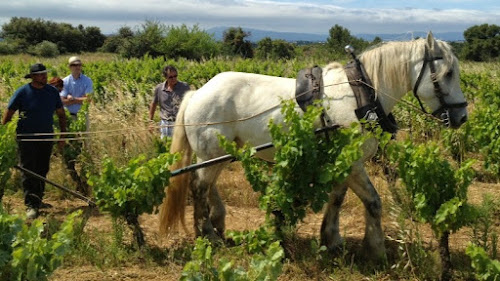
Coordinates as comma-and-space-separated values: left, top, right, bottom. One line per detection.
165, 71, 178, 84
32, 73, 48, 86
70, 62, 82, 75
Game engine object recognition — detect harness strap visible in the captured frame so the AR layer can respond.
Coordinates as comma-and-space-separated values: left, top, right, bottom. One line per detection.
344, 60, 398, 134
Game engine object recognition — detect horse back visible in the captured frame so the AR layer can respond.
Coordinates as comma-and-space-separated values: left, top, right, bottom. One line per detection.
182, 72, 296, 160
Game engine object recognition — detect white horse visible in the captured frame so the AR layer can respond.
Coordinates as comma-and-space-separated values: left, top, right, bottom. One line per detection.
159, 32, 468, 260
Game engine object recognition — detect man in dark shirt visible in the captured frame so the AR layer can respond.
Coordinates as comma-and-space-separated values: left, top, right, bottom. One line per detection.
2, 63, 67, 219
149, 65, 190, 138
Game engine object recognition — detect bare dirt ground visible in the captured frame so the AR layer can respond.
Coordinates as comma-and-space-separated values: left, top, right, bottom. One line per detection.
3, 163, 500, 281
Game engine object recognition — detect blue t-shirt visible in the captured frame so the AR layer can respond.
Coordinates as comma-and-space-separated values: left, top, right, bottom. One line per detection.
7, 83, 63, 137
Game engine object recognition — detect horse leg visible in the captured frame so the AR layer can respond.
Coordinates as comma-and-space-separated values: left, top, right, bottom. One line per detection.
320, 182, 348, 252
190, 164, 224, 243
346, 164, 386, 261
208, 185, 226, 238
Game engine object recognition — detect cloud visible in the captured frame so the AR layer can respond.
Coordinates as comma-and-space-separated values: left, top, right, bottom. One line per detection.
0, 0, 499, 35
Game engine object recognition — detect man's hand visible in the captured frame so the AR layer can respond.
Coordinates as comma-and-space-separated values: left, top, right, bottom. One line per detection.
148, 120, 156, 134
57, 139, 66, 151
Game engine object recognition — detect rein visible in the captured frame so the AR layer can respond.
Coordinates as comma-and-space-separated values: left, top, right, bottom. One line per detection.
412, 45, 468, 117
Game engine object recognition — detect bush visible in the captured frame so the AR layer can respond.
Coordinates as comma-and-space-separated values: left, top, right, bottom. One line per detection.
0, 208, 80, 281
0, 120, 17, 198
256, 37, 295, 60
220, 101, 366, 229
27, 40, 60, 57
0, 40, 19, 55
160, 24, 220, 60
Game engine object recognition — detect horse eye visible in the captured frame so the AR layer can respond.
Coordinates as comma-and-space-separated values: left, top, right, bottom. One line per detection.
446, 70, 453, 79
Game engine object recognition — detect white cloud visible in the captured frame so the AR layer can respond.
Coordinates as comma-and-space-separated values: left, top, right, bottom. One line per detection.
0, 0, 499, 35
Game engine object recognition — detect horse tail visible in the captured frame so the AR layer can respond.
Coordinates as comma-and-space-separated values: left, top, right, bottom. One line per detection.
159, 90, 195, 235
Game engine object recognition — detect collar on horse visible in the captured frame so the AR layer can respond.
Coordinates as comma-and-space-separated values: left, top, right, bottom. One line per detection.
295, 63, 397, 135
344, 58, 398, 134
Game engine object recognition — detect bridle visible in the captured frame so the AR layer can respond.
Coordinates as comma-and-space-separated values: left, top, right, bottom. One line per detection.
412, 45, 468, 118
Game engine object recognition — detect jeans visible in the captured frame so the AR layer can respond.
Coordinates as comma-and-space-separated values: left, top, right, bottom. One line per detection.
160, 120, 175, 139
18, 140, 54, 209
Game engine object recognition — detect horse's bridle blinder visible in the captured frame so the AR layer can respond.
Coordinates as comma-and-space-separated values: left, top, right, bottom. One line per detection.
412, 46, 468, 117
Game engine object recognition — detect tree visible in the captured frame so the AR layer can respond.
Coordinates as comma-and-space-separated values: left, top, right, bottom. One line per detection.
371, 36, 383, 45
256, 37, 295, 60
117, 20, 166, 58
256, 37, 295, 59
0, 17, 104, 54
82, 26, 106, 52
271, 39, 295, 60
462, 24, 500, 61
0, 17, 49, 51
256, 37, 273, 59
326, 24, 352, 53
160, 24, 219, 60
222, 27, 253, 58
326, 24, 370, 57
100, 26, 134, 53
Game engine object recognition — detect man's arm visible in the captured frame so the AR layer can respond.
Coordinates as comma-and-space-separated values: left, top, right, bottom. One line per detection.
55, 107, 67, 149
56, 108, 67, 132
61, 95, 87, 106
149, 101, 157, 121
61, 96, 75, 106
2, 109, 16, 125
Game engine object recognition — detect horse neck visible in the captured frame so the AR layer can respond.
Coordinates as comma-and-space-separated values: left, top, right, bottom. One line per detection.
359, 42, 421, 114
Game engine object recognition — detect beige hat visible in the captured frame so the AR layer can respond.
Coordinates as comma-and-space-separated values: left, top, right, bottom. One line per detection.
68, 56, 82, 65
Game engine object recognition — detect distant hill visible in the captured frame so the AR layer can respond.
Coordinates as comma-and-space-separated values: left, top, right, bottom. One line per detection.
356, 31, 464, 42
206, 27, 464, 43
207, 27, 327, 43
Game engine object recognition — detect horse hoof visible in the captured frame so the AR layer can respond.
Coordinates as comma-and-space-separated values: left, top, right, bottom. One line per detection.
362, 239, 387, 263
206, 233, 224, 247
327, 243, 345, 256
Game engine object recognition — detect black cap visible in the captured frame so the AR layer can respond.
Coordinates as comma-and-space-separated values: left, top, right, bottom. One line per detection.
24, 63, 48, 79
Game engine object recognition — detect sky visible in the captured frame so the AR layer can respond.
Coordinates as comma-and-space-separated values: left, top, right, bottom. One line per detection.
1, 0, 499, 36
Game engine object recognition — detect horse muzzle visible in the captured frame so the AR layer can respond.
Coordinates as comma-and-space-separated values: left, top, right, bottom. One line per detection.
433, 105, 468, 129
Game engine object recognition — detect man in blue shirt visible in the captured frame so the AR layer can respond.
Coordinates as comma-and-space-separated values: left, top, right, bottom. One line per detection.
2, 63, 67, 219
60, 56, 93, 118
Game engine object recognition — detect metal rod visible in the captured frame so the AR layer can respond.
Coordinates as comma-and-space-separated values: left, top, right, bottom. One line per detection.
14, 165, 97, 207
170, 125, 340, 177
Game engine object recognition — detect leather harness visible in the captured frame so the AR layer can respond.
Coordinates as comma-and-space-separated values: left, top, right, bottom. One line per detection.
295, 44, 468, 134
344, 60, 398, 134
295, 66, 333, 140
295, 62, 397, 135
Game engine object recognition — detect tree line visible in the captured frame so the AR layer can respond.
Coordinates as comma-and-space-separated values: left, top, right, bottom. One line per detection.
0, 17, 498, 61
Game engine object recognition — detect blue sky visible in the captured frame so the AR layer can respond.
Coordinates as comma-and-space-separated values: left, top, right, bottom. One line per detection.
1, 0, 499, 35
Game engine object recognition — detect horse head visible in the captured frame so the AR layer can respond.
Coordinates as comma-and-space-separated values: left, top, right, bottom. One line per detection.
412, 32, 468, 128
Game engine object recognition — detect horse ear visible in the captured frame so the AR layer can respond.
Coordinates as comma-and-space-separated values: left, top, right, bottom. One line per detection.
426, 31, 437, 50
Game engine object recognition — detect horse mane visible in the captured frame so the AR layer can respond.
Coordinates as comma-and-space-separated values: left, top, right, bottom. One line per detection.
359, 38, 456, 95
323, 61, 343, 72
